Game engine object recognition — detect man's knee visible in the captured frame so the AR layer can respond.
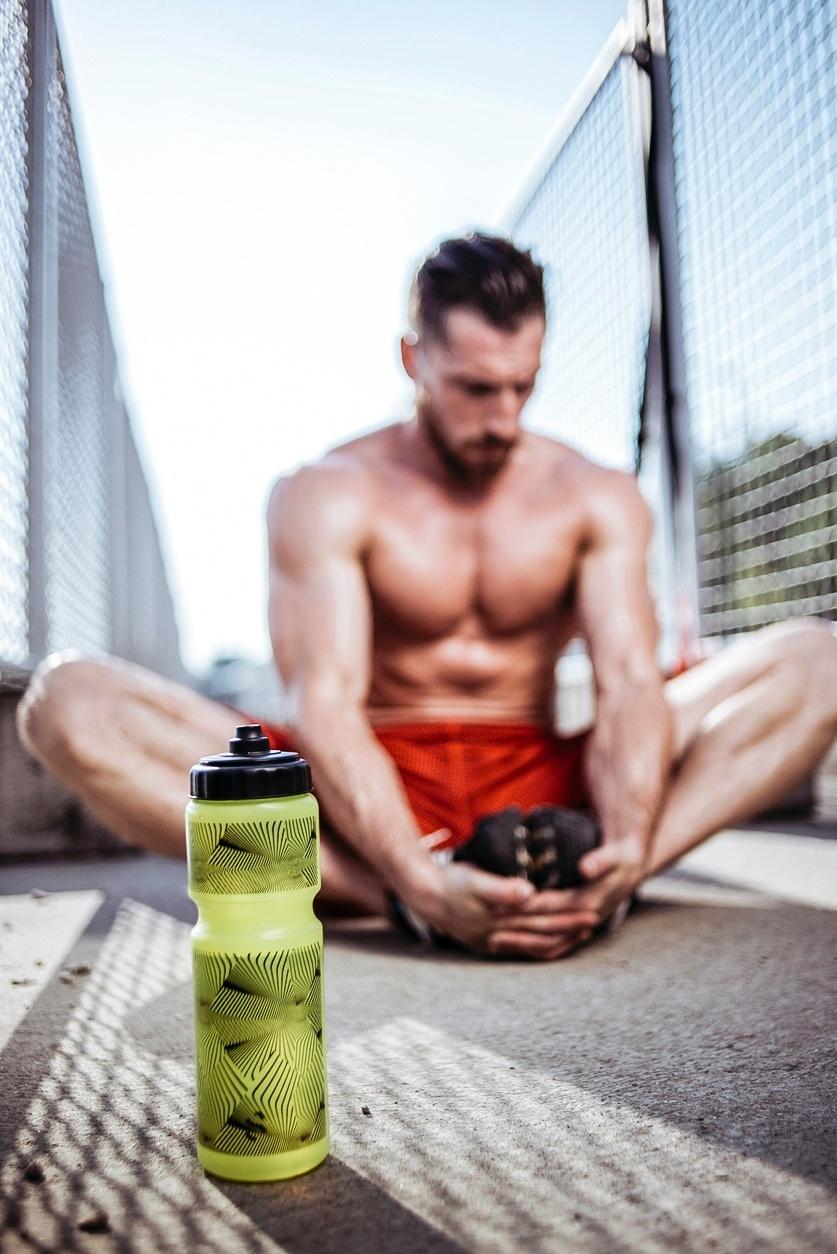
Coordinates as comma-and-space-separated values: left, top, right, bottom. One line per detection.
16, 651, 120, 768
755, 617, 837, 719
756, 616, 837, 671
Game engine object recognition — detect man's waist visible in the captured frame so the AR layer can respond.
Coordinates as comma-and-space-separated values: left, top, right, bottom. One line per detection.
366, 709, 557, 739
365, 689, 555, 727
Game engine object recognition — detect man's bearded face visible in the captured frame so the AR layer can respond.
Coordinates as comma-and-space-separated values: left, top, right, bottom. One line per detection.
413, 308, 544, 483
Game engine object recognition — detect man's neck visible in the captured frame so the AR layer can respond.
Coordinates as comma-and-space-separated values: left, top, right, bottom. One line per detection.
400, 415, 520, 497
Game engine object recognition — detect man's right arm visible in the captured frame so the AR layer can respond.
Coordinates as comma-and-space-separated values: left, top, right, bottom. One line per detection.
267, 465, 434, 903
266, 466, 540, 948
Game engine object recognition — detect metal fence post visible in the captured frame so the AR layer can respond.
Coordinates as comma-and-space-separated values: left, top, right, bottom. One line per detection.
24, 0, 57, 664
643, 0, 701, 658
103, 325, 130, 659
627, 0, 678, 668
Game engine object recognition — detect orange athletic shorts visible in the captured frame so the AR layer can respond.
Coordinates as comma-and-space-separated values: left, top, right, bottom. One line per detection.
230, 712, 590, 853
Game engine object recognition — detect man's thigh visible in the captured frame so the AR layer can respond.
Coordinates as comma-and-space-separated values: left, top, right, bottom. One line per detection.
24, 650, 235, 773
663, 618, 832, 760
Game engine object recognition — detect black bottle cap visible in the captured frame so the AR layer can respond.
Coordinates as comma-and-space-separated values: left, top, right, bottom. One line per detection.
189, 724, 313, 800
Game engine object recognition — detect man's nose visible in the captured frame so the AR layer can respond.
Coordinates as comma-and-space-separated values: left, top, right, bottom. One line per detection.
487, 387, 521, 432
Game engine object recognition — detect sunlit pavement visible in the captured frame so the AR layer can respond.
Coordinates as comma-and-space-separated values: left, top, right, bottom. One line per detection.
1, 827, 836, 1253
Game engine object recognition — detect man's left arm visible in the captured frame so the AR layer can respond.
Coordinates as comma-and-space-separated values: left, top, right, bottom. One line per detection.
571, 473, 673, 918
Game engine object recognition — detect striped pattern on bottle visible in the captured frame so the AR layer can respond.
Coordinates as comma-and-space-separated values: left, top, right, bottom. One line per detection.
189, 813, 319, 895
194, 941, 327, 1156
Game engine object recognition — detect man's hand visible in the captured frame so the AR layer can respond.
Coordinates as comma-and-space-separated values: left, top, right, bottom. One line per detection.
400, 830, 601, 960
579, 833, 647, 913
505, 834, 645, 940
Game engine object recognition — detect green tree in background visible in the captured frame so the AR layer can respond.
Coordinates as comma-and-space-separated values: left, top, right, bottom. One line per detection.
696, 432, 836, 636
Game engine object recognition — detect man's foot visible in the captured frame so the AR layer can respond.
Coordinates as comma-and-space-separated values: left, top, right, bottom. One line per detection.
524, 805, 602, 890
452, 806, 530, 878
453, 804, 602, 891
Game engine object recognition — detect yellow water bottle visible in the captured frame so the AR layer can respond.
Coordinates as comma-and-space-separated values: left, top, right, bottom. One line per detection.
186, 723, 329, 1181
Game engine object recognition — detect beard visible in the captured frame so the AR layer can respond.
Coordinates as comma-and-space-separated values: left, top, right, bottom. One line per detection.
421, 405, 517, 485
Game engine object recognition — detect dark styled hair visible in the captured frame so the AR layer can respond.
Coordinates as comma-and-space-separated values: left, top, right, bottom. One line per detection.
409, 232, 546, 344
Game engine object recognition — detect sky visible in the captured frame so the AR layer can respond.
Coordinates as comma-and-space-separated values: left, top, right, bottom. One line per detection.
55, 0, 625, 677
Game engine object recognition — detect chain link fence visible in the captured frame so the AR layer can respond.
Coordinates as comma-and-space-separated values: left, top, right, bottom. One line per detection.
507, 16, 683, 671
0, 1, 31, 666
508, 0, 835, 646
0, 0, 185, 681
46, 37, 111, 657
509, 29, 651, 474
667, 0, 835, 636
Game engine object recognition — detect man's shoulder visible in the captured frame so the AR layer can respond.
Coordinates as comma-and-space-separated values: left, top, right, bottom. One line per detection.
527, 433, 650, 534
327, 422, 400, 463
265, 429, 394, 557
528, 433, 638, 492
573, 458, 651, 541
269, 425, 395, 501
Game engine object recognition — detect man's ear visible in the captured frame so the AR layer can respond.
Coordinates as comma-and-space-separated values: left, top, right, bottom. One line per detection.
400, 333, 418, 380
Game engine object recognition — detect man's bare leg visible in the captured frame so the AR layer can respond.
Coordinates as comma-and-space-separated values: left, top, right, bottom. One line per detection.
648, 618, 837, 874
16, 651, 388, 916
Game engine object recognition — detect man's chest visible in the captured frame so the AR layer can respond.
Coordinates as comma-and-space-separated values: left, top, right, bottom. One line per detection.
364, 490, 584, 639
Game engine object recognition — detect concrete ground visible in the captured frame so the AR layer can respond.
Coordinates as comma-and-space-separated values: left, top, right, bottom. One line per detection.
1, 826, 836, 1254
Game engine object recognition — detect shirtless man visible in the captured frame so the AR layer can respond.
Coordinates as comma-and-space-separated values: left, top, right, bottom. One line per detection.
16, 233, 837, 961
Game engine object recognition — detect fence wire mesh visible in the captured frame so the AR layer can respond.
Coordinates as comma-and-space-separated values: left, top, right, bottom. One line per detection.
507, 35, 683, 659
123, 421, 182, 675
509, 0, 835, 642
43, 39, 111, 655
667, 0, 836, 636
0, 1, 30, 664
0, 0, 183, 680
510, 46, 651, 472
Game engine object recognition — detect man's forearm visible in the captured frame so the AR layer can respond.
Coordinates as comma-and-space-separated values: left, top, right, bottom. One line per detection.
289, 700, 435, 900
586, 679, 673, 865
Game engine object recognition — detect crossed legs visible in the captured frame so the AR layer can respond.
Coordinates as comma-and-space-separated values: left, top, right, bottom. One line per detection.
15, 618, 837, 919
